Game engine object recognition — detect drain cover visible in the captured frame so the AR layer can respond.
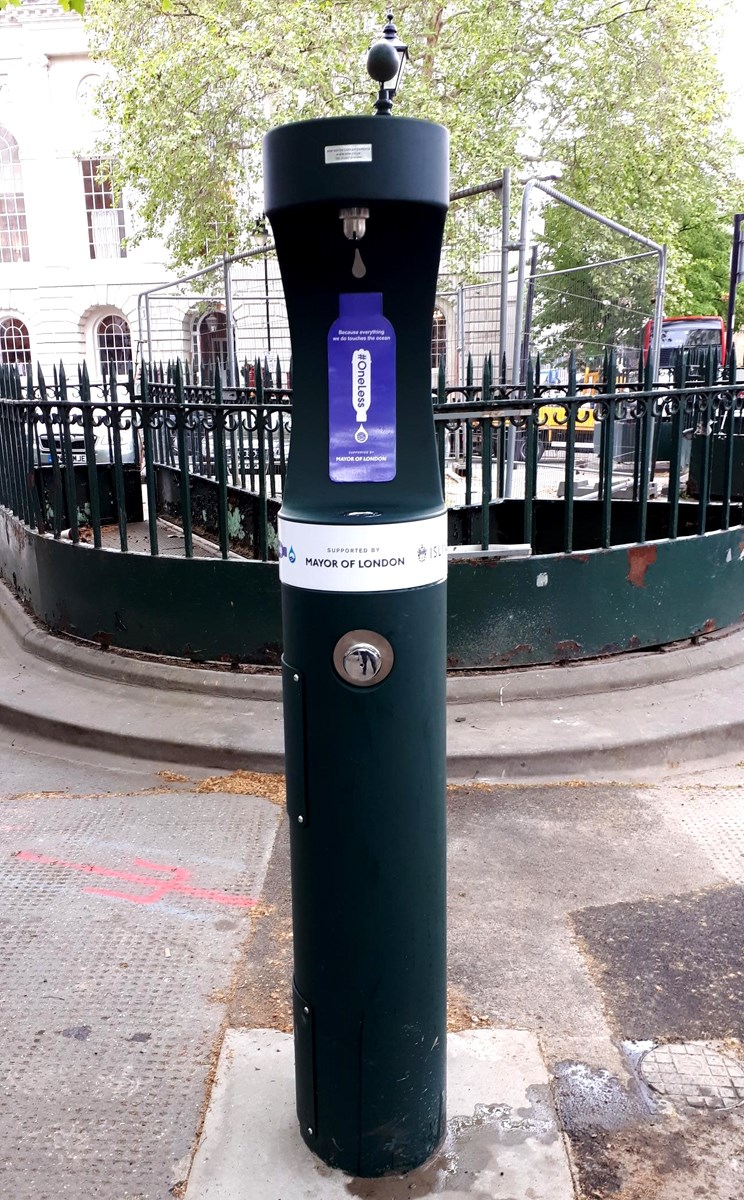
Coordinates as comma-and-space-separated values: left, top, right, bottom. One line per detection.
640, 1043, 744, 1111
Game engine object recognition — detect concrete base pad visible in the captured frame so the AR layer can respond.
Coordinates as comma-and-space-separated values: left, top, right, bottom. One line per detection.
185, 1028, 575, 1198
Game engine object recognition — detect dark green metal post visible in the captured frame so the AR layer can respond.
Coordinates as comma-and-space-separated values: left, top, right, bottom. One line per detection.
265, 104, 449, 1177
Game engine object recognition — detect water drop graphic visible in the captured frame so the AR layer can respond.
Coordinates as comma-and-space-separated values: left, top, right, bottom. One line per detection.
355, 427, 368, 444
352, 247, 366, 279
288, 547, 296, 564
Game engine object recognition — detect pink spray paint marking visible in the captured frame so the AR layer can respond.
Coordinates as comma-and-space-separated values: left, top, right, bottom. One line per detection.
15, 851, 258, 909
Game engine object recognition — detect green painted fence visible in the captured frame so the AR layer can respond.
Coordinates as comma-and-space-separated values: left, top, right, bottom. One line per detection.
0, 351, 741, 667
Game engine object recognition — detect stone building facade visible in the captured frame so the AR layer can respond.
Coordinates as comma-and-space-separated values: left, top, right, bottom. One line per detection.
0, 1, 507, 387
0, 1, 177, 381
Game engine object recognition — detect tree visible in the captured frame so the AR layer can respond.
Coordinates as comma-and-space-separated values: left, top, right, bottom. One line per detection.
76, 0, 741, 294
534, 0, 744, 338
83, 0, 548, 266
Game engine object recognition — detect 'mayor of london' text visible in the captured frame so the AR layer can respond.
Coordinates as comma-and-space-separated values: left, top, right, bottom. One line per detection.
305, 557, 405, 569
335, 454, 388, 462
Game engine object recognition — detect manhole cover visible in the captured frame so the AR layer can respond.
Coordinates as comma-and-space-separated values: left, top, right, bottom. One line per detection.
640, 1043, 744, 1111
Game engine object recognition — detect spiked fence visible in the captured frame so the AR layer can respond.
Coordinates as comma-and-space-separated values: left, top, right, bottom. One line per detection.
0, 348, 741, 564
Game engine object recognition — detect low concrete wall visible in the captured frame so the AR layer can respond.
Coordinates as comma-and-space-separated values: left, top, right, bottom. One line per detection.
155, 465, 281, 558
1, 502, 741, 667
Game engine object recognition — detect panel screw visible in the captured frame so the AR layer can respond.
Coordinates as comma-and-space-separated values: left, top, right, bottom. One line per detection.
303, 1006, 309, 1015
298, 815, 304, 824
293, 673, 299, 682
307, 1126, 313, 1135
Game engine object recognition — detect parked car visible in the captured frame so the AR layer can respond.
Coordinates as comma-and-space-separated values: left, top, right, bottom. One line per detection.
32, 406, 138, 467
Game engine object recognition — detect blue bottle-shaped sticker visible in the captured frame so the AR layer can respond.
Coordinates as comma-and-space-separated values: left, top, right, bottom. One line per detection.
328, 293, 396, 482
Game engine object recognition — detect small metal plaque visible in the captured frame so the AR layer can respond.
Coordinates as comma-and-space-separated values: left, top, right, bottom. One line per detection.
324, 143, 373, 164
333, 629, 394, 687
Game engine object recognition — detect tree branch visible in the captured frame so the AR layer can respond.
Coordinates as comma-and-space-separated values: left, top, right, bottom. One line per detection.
581, 0, 653, 34
423, 6, 444, 80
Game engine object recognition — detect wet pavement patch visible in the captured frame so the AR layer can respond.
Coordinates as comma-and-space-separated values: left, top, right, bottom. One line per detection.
551, 1054, 744, 1199
551, 1055, 656, 1195
570, 883, 744, 1040
552, 1059, 655, 1136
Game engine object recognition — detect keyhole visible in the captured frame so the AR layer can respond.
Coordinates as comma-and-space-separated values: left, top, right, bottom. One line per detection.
352, 247, 366, 279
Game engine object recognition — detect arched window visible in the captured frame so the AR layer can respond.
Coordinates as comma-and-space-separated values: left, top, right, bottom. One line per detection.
431, 306, 446, 369
0, 317, 31, 375
192, 310, 229, 376
0, 128, 30, 263
97, 314, 132, 377
76, 73, 102, 112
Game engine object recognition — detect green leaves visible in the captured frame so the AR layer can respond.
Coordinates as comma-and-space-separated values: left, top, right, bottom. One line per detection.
537, 0, 744, 324
80, 0, 740, 285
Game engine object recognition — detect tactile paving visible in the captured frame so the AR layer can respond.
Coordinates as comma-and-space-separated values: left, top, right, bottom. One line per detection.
660, 786, 744, 885
0, 790, 279, 1199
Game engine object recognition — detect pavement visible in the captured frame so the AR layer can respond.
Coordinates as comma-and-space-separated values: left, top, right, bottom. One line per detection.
3, 733, 744, 1198
1, 579, 743, 781
224, 765, 744, 1200
2, 582, 744, 1198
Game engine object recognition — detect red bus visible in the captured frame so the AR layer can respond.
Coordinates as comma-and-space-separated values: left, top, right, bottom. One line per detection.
642, 315, 725, 371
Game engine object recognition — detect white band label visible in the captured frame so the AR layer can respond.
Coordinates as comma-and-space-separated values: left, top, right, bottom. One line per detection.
324, 143, 373, 165
278, 514, 448, 592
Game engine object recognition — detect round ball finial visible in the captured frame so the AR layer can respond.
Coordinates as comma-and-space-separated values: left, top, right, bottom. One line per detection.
367, 39, 400, 84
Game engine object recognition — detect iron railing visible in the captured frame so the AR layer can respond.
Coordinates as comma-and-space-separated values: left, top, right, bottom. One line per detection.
432, 347, 743, 550
0, 351, 741, 562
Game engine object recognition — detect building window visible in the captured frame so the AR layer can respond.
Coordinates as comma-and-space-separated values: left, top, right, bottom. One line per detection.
431, 306, 446, 369
0, 128, 30, 263
192, 310, 229, 375
97, 314, 132, 377
82, 159, 126, 259
0, 317, 31, 374
76, 73, 102, 111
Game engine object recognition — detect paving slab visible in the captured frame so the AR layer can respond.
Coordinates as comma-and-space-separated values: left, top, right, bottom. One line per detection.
0, 790, 281, 1200
184, 1028, 575, 1199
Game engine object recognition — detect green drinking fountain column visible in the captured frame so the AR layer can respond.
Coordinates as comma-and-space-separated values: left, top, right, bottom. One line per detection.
264, 16, 449, 1177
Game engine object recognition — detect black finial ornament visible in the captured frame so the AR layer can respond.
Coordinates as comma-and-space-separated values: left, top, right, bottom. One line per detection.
367, 11, 408, 116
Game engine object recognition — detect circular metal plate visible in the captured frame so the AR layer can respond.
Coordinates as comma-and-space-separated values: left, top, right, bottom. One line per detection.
333, 629, 394, 687
640, 1043, 744, 1111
